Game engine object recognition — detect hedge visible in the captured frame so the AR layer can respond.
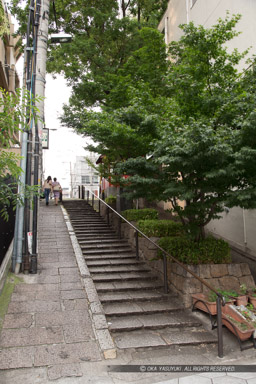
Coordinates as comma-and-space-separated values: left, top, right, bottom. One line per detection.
157, 236, 231, 265
121, 208, 158, 222
137, 219, 183, 237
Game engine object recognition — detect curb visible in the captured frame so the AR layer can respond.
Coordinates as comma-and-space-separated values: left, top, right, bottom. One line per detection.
61, 205, 117, 360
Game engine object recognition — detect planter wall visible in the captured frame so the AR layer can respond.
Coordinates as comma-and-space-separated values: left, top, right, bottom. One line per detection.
100, 207, 256, 308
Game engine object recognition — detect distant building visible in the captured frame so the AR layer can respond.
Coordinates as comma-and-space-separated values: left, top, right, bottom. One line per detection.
72, 154, 99, 198
158, 0, 256, 257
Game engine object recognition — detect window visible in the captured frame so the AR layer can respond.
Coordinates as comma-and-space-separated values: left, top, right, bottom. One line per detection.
92, 175, 98, 184
81, 175, 90, 184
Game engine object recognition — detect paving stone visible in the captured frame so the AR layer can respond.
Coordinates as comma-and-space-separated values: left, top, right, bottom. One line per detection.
36, 275, 60, 284
47, 363, 83, 380
34, 342, 101, 366
63, 323, 95, 343
14, 284, 59, 293
0, 326, 64, 347
90, 302, 104, 314
3, 313, 33, 329
86, 287, 100, 303
11, 292, 36, 302
96, 329, 115, 351
8, 300, 61, 314
62, 299, 89, 311
35, 291, 60, 301
36, 310, 90, 327
60, 282, 82, 291
113, 330, 167, 349
0, 346, 34, 369
60, 274, 81, 283
93, 314, 108, 330
59, 268, 80, 276
38, 267, 59, 276
61, 289, 86, 300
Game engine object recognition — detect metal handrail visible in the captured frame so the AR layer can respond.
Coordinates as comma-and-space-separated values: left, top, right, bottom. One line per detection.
81, 188, 225, 358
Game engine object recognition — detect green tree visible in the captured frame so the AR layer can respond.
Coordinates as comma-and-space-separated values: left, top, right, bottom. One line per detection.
0, 88, 39, 220
60, 27, 168, 182
118, 15, 256, 241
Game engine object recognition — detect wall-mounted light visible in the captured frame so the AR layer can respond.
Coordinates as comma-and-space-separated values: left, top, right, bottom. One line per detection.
50, 33, 72, 44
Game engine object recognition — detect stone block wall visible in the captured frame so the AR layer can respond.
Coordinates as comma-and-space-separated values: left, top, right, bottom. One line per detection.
100, 206, 255, 308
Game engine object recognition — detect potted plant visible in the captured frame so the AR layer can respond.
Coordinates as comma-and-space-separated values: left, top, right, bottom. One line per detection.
192, 290, 235, 316
248, 287, 256, 308
236, 284, 248, 306
222, 304, 254, 341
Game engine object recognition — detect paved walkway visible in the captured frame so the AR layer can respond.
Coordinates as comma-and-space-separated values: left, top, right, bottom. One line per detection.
0, 201, 256, 384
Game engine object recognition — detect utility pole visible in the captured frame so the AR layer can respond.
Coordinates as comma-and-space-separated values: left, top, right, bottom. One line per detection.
30, 0, 50, 273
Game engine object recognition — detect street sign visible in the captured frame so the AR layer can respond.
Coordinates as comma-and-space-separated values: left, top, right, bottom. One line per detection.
42, 128, 49, 149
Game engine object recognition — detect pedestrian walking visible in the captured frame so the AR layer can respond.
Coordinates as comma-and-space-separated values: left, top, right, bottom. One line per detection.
43, 176, 52, 206
52, 177, 62, 206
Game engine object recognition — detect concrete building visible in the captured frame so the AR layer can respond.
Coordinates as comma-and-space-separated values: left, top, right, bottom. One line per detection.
158, 0, 256, 257
71, 154, 99, 198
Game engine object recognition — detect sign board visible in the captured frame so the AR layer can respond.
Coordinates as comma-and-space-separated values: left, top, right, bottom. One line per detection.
27, 232, 33, 254
42, 128, 49, 149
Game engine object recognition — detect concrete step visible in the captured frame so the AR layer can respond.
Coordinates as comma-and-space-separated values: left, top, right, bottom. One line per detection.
107, 311, 202, 332
98, 290, 171, 303
84, 253, 136, 260
89, 265, 151, 273
92, 272, 157, 283
81, 243, 131, 250
79, 239, 128, 245
86, 259, 145, 267
112, 328, 217, 350
83, 249, 134, 256
103, 300, 183, 316
95, 280, 164, 292
63, 200, 218, 352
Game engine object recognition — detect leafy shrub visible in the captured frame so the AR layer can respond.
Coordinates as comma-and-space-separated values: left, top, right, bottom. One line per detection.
157, 236, 231, 265
122, 208, 158, 222
137, 219, 183, 237
105, 195, 116, 205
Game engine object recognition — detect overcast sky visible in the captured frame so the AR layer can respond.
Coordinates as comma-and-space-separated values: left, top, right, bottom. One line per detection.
43, 74, 89, 188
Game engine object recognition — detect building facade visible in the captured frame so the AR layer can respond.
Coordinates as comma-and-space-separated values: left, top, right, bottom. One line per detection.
158, 0, 256, 257
71, 154, 99, 198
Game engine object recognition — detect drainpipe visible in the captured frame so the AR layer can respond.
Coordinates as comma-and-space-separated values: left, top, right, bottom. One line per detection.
185, 0, 190, 24
13, 0, 35, 274
242, 208, 247, 246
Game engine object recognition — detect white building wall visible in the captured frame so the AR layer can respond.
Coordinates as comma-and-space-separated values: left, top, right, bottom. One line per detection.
159, 0, 256, 257
72, 154, 99, 198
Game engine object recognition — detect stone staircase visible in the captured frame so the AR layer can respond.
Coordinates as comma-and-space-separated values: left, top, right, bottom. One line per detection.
63, 200, 217, 350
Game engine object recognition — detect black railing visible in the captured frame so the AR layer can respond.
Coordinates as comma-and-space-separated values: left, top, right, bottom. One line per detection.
80, 188, 226, 358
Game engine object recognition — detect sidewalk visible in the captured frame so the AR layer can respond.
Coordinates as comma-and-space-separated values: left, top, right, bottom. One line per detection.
0, 201, 255, 384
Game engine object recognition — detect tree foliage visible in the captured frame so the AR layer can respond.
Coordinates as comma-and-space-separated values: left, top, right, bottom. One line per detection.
117, 15, 256, 241
0, 88, 39, 221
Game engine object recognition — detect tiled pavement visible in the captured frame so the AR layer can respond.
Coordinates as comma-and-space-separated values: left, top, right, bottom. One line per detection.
0, 201, 256, 384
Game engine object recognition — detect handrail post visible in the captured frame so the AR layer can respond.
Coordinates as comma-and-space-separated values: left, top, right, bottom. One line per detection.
163, 254, 168, 294
135, 231, 139, 260
107, 207, 110, 225
78, 186, 81, 199
118, 216, 121, 239
99, 196, 101, 216
216, 297, 224, 358
92, 193, 94, 209
82, 185, 85, 200
87, 190, 89, 203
